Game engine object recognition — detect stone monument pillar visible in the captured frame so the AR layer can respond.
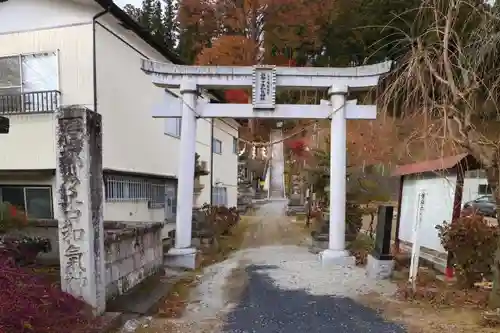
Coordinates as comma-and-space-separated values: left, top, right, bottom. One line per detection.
56, 106, 106, 314
366, 205, 395, 279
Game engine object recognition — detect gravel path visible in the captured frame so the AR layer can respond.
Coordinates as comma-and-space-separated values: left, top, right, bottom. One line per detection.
220, 200, 405, 333
139, 200, 406, 333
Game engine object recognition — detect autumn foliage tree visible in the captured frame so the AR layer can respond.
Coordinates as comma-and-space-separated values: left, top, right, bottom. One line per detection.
176, 0, 219, 63
177, 0, 333, 136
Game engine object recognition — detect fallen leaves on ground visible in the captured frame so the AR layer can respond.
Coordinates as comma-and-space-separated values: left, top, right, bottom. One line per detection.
393, 269, 489, 309
158, 275, 198, 319
360, 268, 497, 333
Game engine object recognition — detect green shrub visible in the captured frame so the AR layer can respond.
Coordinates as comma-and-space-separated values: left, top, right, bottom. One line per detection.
436, 216, 499, 287
346, 202, 363, 241
347, 233, 374, 266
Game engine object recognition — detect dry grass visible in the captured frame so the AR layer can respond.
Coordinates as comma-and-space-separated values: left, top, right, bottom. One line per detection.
199, 217, 250, 267
360, 269, 497, 333
240, 214, 310, 248
361, 293, 498, 333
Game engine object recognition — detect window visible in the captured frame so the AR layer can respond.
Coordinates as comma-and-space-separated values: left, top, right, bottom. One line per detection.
0, 52, 59, 113
233, 137, 238, 154
164, 184, 177, 219
151, 183, 166, 207
104, 175, 176, 211
213, 138, 222, 154
212, 187, 228, 206
478, 184, 492, 195
165, 118, 181, 137
0, 186, 53, 219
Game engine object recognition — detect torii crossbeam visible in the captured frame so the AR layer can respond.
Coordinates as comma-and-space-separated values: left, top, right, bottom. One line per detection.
141, 59, 391, 269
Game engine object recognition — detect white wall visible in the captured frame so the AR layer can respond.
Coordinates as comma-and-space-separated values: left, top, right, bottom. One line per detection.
398, 173, 489, 254
95, 16, 238, 208
0, 0, 98, 34
213, 119, 239, 207
194, 118, 213, 207
0, 0, 95, 170
104, 202, 164, 223
0, 0, 240, 223
95, 21, 180, 176
463, 176, 489, 203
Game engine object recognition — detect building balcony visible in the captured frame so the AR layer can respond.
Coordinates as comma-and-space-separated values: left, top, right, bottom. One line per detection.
0, 90, 61, 114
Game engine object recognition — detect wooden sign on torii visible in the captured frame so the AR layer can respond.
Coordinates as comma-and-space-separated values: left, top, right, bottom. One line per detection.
141, 59, 391, 269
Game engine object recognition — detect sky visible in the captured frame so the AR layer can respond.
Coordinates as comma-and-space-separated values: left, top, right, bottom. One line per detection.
115, 0, 139, 7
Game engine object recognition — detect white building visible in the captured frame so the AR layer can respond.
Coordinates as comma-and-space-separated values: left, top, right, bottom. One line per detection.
393, 154, 486, 271
0, 0, 239, 238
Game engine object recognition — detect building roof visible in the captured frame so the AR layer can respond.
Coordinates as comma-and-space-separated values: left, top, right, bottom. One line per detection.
93, 0, 226, 103
391, 153, 481, 176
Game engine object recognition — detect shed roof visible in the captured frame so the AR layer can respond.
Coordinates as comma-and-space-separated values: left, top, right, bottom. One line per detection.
391, 153, 480, 176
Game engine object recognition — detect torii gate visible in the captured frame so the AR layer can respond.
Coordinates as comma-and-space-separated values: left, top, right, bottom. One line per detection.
141, 59, 391, 268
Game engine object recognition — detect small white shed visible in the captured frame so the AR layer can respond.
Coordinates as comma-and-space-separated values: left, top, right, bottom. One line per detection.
392, 154, 484, 274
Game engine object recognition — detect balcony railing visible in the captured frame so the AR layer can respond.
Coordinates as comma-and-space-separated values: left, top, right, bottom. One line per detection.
0, 90, 60, 114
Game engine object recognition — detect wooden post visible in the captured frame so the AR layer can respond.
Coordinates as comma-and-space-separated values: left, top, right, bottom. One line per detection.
446, 166, 465, 278
393, 175, 405, 254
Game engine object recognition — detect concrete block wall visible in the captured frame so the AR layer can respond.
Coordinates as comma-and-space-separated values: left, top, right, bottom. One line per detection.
10, 220, 164, 300
104, 223, 163, 300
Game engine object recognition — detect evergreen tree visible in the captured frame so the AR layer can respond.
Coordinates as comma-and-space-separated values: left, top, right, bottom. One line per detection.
139, 0, 154, 31
163, 0, 178, 49
177, 25, 201, 64
312, 0, 420, 67
123, 4, 142, 22
150, 0, 166, 41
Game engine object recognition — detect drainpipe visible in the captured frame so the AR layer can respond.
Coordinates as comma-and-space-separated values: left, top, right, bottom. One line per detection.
209, 119, 215, 205
93, 8, 109, 114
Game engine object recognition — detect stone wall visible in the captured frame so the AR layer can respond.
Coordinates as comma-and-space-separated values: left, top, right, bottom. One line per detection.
11, 220, 163, 300
104, 221, 163, 300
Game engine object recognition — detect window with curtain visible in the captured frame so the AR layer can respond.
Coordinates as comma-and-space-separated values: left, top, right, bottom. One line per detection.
165, 118, 181, 137
0, 52, 58, 112
0, 52, 58, 93
212, 187, 228, 206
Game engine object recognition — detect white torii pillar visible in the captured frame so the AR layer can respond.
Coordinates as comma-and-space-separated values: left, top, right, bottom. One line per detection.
142, 60, 391, 269
325, 84, 349, 262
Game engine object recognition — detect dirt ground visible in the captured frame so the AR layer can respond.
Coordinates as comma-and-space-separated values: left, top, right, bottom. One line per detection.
359, 292, 498, 333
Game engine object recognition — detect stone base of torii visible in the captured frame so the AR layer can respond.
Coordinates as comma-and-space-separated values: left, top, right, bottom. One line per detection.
141, 60, 392, 269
